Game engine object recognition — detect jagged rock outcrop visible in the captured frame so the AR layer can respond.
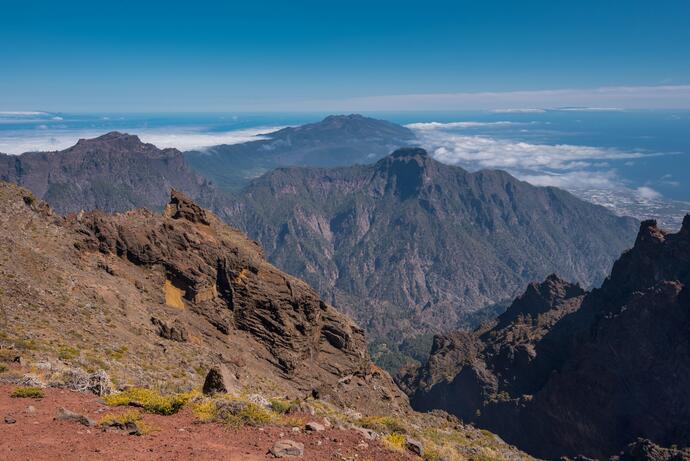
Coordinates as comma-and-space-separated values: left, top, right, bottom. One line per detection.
403, 274, 586, 416
151, 317, 188, 342
0, 181, 408, 415
408, 217, 690, 459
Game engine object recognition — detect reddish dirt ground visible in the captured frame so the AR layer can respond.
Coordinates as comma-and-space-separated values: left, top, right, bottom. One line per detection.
0, 384, 417, 461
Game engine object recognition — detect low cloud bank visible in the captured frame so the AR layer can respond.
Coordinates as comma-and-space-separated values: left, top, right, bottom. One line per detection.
0, 126, 283, 155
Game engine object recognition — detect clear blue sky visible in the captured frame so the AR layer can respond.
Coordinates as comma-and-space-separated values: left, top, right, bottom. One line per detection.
1, 0, 689, 111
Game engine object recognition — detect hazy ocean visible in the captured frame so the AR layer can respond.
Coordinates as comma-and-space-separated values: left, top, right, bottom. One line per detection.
1, 109, 689, 228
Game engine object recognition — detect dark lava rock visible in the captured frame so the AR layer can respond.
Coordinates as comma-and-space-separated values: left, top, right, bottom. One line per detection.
55, 407, 95, 427
408, 217, 690, 460
202, 365, 237, 395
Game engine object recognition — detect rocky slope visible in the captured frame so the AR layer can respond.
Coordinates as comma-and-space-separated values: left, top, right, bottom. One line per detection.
406, 217, 690, 459
0, 181, 533, 461
0, 181, 406, 415
184, 114, 415, 190
225, 147, 639, 362
0, 132, 219, 215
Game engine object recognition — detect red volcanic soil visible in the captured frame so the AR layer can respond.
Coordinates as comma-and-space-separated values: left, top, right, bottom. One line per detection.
0, 385, 416, 461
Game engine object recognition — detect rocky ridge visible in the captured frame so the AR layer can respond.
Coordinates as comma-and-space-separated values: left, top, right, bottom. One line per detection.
0, 181, 405, 414
407, 216, 690, 459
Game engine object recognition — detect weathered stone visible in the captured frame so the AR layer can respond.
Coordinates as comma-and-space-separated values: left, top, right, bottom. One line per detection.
351, 426, 378, 440
55, 407, 95, 427
304, 421, 325, 432
151, 317, 188, 342
103, 419, 144, 436
4, 416, 16, 424
269, 439, 304, 458
406, 437, 424, 456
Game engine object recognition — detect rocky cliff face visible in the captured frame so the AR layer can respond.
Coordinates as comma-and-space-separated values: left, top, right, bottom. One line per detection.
0, 181, 407, 415
184, 114, 416, 190
0, 132, 218, 215
227, 147, 639, 361
407, 217, 690, 459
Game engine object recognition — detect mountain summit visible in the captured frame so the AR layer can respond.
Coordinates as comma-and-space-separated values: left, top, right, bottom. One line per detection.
0, 131, 215, 214
184, 114, 415, 190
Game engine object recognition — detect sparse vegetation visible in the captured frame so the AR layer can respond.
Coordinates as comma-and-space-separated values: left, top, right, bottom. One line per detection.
11, 386, 45, 398
191, 400, 217, 422
107, 346, 128, 361
98, 409, 142, 426
229, 402, 274, 427
104, 387, 198, 415
0, 364, 7, 373
383, 432, 406, 451
192, 395, 307, 428
58, 345, 79, 360
269, 398, 293, 414
359, 415, 407, 434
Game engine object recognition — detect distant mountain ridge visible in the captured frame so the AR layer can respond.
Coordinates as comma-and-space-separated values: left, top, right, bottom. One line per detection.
0, 131, 218, 214
184, 114, 416, 190
405, 217, 690, 459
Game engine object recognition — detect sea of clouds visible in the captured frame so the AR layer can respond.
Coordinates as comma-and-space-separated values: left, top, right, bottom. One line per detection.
408, 120, 670, 196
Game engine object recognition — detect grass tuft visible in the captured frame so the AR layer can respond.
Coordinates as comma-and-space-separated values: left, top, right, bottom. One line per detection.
359, 415, 407, 434
383, 432, 406, 451
269, 398, 293, 414
58, 345, 79, 361
98, 409, 142, 426
11, 386, 44, 399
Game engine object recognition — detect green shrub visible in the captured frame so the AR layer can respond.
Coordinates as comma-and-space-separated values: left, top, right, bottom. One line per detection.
11, 386, 44, 399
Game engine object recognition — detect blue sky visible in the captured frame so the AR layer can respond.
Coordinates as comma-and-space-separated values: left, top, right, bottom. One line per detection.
1, 0, 689, 111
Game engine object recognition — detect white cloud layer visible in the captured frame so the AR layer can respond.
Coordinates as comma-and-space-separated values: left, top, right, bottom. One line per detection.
410, 123, 680, 207
405, 121, 521, 130
0, 126, 284, 155
418, 131, 654, 172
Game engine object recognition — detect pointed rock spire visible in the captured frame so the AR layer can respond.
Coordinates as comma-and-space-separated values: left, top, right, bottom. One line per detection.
634, 219, 666, 247
164, 189, 211, 225
680, 214, 690, 236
